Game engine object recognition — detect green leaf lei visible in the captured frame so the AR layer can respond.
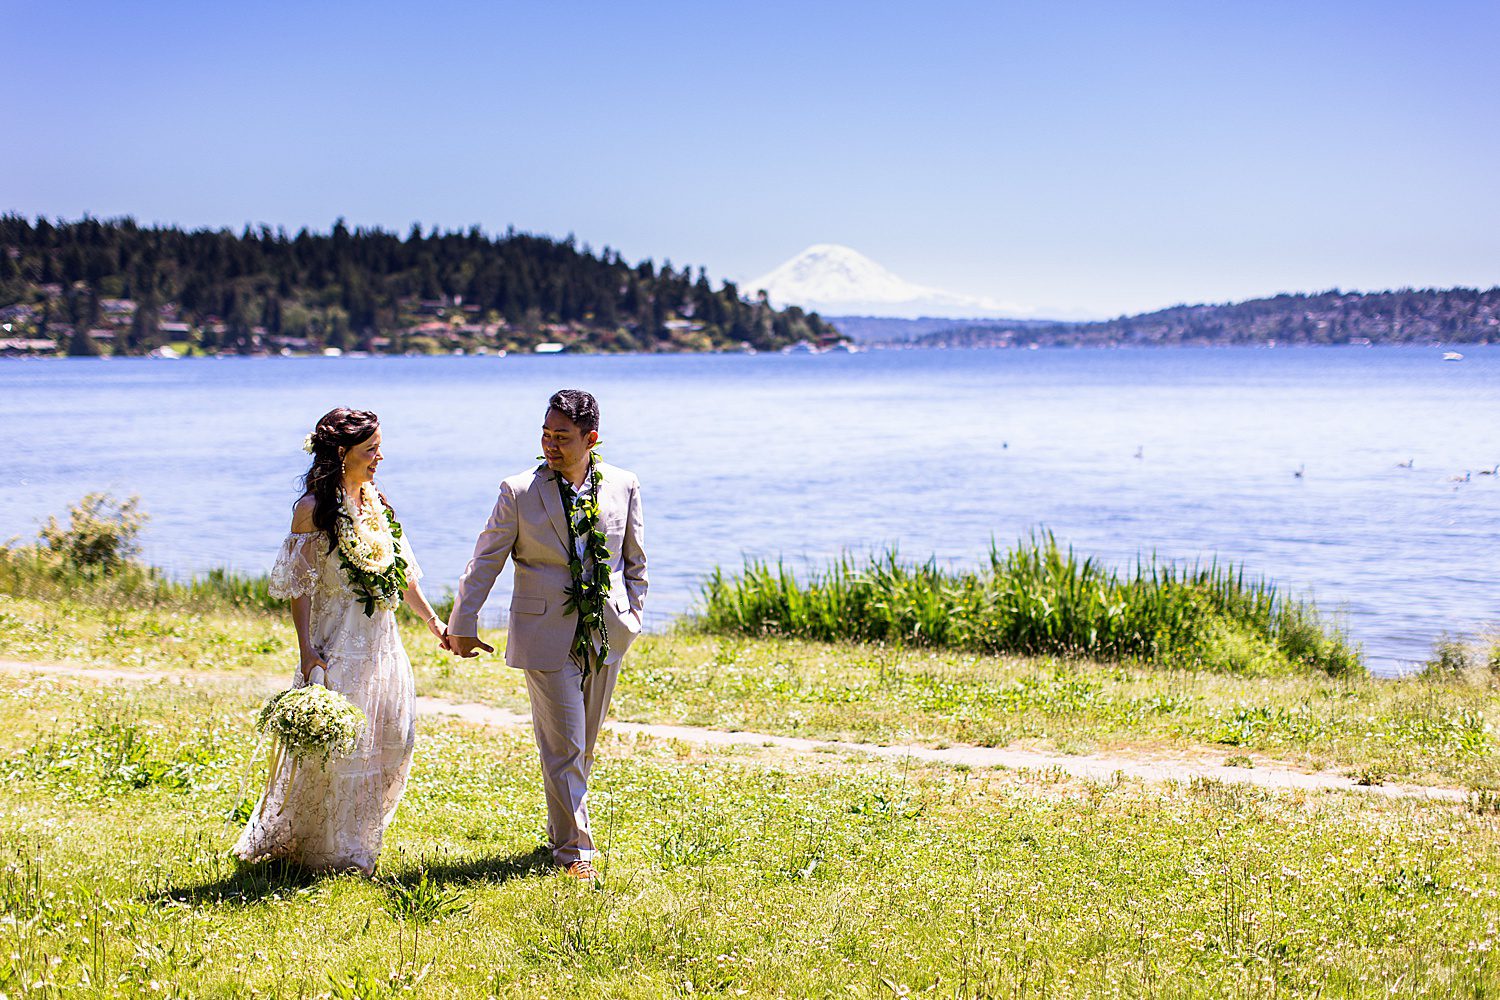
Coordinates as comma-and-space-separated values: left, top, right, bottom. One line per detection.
335, 502, 410, 617
554, 453, 612, 681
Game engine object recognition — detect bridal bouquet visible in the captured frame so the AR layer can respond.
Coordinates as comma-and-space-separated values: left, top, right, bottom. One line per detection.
252, 683, 367, 815
257, 684, 366, 762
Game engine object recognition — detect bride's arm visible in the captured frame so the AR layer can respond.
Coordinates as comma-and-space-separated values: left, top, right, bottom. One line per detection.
289, 498, 326, 680
402, 580, 445, 640
391, 521, 445, 640
291, 593, 325, 679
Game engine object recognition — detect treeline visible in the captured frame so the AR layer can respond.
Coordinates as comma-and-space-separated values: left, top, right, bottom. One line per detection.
0, 215, 839, 355
918, 288, 1500, 348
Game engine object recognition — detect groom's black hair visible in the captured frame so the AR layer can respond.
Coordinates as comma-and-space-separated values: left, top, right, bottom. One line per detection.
548, 389, 599, 435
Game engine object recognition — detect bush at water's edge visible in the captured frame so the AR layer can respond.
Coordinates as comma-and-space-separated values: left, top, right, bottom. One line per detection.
694, 533, 1366, 676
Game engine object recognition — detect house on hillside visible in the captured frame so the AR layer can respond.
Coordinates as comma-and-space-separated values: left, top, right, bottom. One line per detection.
0, 338, 57, 356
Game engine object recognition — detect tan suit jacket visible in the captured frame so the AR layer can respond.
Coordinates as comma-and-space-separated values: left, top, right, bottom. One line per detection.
450, 461, 647, 669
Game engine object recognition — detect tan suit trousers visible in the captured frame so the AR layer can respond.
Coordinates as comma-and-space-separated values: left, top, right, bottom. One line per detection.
523, 655, 621, 865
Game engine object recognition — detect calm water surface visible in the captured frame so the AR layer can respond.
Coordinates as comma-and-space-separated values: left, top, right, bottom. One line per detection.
3, 347, 1496, 675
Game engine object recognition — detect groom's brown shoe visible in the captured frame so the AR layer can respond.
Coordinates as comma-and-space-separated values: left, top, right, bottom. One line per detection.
563, 859, 597, 880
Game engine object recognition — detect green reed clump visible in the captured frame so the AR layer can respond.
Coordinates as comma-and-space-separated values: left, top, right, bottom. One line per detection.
697, 533, 1362, 676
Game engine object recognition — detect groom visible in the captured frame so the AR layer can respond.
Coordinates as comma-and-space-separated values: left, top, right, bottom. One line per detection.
443, 389, 647, 880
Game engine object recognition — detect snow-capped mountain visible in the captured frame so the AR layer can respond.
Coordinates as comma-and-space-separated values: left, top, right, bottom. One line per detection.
743, 244, 1034, 319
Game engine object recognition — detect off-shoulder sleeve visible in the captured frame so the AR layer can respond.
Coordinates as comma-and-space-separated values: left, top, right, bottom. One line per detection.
268, 532, 323, 600
399, 530, 422, 585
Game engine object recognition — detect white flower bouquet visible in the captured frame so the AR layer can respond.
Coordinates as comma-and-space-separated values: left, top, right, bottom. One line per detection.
255, 683, 367, 811
258, 684, 366, 760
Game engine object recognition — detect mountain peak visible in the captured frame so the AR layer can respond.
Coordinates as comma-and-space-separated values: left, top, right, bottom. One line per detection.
744, 245, 1032, 320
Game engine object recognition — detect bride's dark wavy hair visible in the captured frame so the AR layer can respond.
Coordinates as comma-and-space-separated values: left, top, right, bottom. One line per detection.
301, 407, 380, 551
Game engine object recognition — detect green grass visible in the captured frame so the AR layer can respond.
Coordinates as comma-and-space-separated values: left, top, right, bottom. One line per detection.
698, 535, 1363, 676
2, 554, 1499, 789
4, 548, 1500, 994
5, 673, 1500, 998
0, 545, 281, 615
440, 632, 1500, 789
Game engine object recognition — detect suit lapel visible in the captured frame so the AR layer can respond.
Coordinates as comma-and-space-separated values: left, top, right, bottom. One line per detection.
536, 469, 571, 551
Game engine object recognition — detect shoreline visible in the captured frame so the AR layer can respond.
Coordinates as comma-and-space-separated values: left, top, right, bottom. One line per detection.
3, 341, 1495, 360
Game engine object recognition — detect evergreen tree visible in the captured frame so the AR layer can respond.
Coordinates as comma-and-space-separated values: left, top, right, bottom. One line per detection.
67, 326, 100, 357
128, 292, 161, 351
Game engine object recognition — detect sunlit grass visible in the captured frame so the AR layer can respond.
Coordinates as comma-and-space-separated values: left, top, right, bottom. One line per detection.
4, 674, 1500, 997
0, 544, 279, 614
3, 549, 1499, 788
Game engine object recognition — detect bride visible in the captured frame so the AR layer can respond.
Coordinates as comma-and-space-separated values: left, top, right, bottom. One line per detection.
234, 407, 446, 875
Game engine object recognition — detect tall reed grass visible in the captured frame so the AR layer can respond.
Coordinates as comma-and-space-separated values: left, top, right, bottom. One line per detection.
697, 533, 1363, 676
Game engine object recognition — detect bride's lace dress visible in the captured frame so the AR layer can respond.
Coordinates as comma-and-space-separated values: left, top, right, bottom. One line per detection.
232, 529, 419, 875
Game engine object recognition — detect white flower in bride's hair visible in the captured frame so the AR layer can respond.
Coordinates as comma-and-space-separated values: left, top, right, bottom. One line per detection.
302, 433, 316, 454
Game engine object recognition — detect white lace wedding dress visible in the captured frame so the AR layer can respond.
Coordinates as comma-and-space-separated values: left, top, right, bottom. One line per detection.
232, 529, 419, 875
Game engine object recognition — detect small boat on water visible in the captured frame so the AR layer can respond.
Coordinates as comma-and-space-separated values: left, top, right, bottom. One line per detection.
1443, 352, 1464, 361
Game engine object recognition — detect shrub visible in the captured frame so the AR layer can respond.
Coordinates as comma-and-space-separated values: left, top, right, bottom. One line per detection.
37, 492, 146, 573
4, 494, 279, 613
1422, 635, 1476, 678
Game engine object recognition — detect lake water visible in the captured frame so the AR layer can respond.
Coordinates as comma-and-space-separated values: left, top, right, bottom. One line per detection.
2, 347, 1496, 676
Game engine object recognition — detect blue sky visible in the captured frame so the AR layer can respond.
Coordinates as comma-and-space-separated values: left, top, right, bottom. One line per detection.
3, 1, 1497, 316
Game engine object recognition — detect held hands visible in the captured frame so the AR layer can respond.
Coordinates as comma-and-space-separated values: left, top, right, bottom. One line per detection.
441, 629, 494, 659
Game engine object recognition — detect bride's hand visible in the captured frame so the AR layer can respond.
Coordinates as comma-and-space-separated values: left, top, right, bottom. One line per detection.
425, 616, 448, 639
300, 649, 328, 681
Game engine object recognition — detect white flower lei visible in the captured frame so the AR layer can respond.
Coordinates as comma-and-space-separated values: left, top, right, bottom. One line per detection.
336, 482, 396, 575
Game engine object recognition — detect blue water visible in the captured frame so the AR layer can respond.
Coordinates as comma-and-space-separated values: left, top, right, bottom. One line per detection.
2, 347, 1496, 675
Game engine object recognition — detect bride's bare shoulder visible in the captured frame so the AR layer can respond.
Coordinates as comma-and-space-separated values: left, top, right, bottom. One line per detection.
291, 494, 317, 533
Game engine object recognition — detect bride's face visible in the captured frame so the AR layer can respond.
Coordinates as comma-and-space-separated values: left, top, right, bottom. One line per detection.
541, 409, 597, 472
341, 429, 383, 484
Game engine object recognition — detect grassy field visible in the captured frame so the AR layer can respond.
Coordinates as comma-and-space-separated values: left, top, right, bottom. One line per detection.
4, 541, 1500, 996
5, 669, 1500, 998
2, 578, 1499, 790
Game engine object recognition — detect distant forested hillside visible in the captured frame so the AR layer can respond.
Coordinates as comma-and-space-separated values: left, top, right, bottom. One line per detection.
917, 288, 1500, 348
825, 316, 1055, 343
0, 216, 840, 356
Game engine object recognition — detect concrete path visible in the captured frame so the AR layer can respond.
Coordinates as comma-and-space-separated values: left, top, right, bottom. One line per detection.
1, 658, 1470, 803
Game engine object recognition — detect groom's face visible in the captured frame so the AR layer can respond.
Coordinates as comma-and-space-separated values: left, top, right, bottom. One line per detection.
541, 408, 598, 471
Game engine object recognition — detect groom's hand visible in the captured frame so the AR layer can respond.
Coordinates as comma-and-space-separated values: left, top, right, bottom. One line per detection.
443, 630, 494, 658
